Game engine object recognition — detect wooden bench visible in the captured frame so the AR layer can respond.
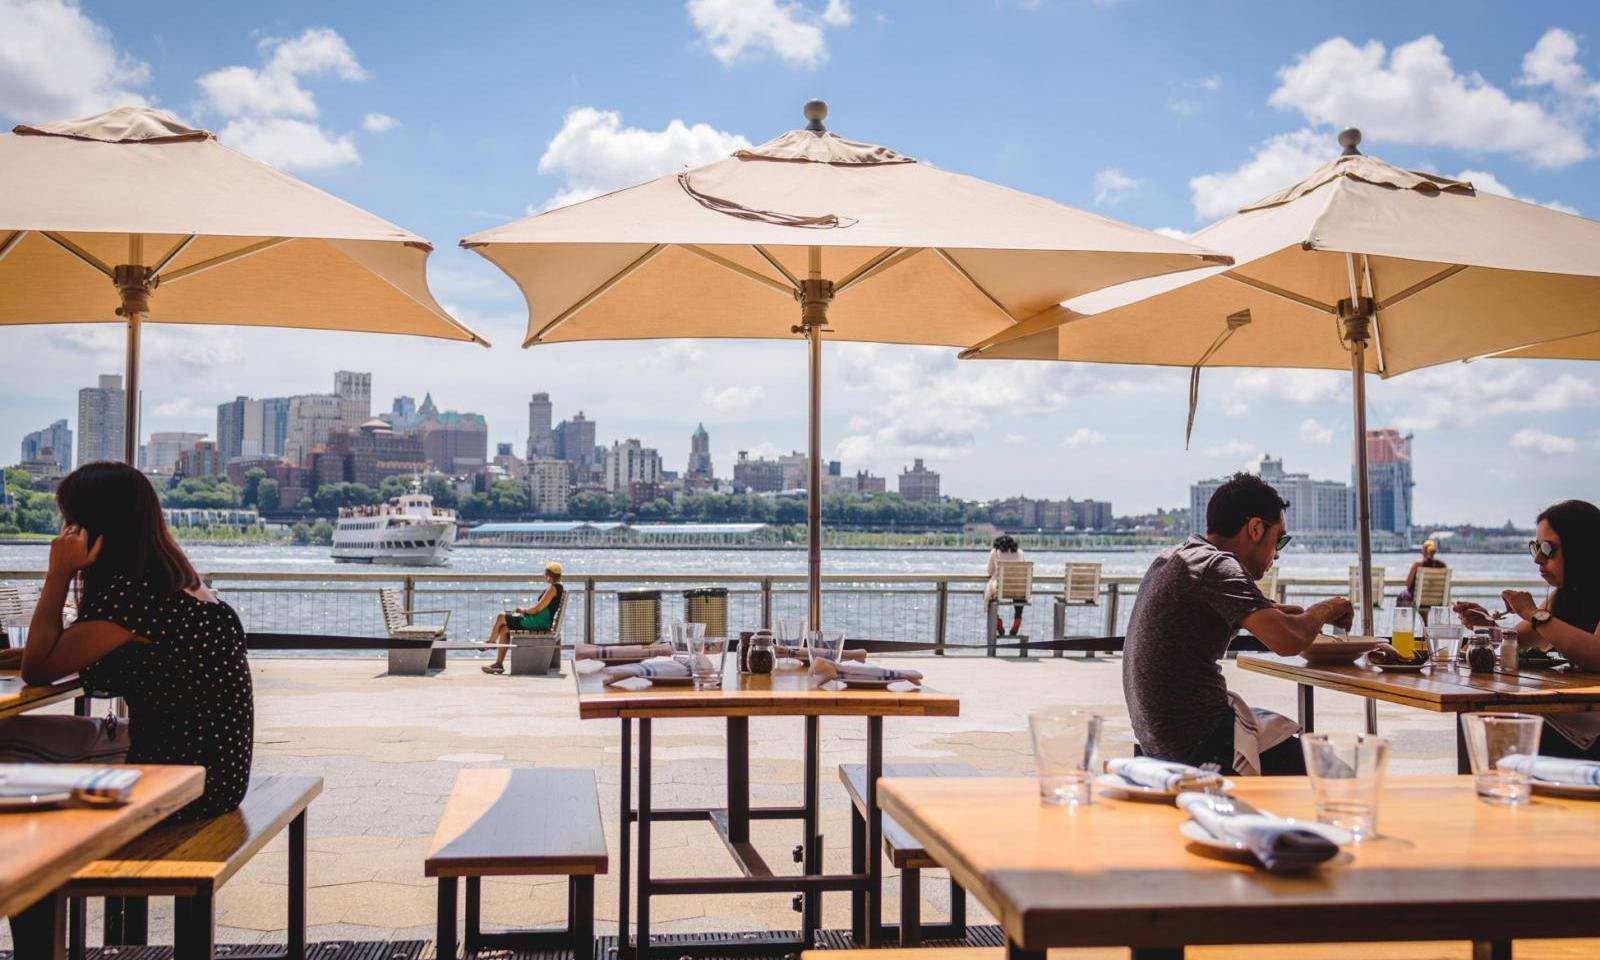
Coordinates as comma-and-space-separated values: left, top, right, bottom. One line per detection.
378, 588, 507, 674
507, 601, 567, 676
803, 941, 1600, 959
841, 762, 979, 947
426, 768, 607, 960
68, 774, 322, 960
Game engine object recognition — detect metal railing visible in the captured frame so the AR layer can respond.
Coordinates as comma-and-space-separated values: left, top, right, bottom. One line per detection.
0, 569, 1543, 655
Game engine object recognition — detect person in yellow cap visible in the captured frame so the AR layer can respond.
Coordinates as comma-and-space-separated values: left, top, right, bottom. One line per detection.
482, 561, 565, 674
1399, 539, 1446, 625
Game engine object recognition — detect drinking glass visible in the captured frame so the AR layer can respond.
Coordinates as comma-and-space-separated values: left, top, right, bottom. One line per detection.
1391, 604, 1417, 659
1460, 713, 1544, 805
1027, 709, 1102, 806
1302, 732, 1389, 839
804, 630, 845, 663
774, 618, 802, 648
688, 633, 727, 691
1425, 623, 1463, 666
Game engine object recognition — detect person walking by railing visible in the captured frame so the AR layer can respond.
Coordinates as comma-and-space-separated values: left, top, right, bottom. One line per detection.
985, 534, 1026, 638
482, 561, 565, 674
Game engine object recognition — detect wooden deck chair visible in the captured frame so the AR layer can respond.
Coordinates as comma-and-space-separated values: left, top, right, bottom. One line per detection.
987, 561, 1034, 656
1052, 563, 1104, 659
1255, 566, 1280, 603
1415, 566, 1452, 611
1348, 565, 1387, 609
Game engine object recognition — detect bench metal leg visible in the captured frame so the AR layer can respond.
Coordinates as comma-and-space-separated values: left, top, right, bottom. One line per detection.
849, 803, 867, 945
288, 809, 307, 960
102, 895, 148, 946
436, 877, 458, 960
1008, 941, 1044, 960
618, 718, 632, 960
636, 718, 652, 959
865, 715, 884, 947
1131, 950, 1184, 960
1297, 682, 1315, 732
570, 874, 595, 960
801, 714, 821, 946
898, 867, 921, 947
10, 887, 67, 960
1473, 941, 1512, 960
949, 876, 967, 936
1458, 715, 1473, 775
67, 895, 86, 960
464, 876, 482, 955
174, 889, 215, 960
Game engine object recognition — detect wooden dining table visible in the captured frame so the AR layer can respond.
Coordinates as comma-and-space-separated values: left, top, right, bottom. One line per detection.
574, 657, 959, 958
878, 773, 1600, 960
0, 670, 84, 719
1237, 654, 1600, 771
0, 764, 205, 959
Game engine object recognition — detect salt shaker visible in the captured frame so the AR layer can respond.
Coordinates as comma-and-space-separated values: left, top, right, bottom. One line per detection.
1497, 625, 1520, 673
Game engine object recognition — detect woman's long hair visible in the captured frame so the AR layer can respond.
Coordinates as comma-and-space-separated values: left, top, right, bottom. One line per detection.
56, 462, 200, 600
1538, 499, 1600, 633
992, 534, 1019, 553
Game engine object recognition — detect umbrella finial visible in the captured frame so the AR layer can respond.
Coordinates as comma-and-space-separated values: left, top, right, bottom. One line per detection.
1338, 128, 1362, 156
804, 99, 828, 132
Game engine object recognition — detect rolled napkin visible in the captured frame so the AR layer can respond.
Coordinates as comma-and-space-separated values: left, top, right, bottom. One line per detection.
1175, 792, 1339, 873
600, 655, 714, 685
1497, 754, 1600, 787
810, 658, 922, 685
775, 643, 868, 663
0, 763, 141, 804
575, 642, 672, 661
1107, 757, 1223, 793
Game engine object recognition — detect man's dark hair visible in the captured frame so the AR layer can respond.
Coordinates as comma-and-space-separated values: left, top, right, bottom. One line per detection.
1206, 472, 1290, 537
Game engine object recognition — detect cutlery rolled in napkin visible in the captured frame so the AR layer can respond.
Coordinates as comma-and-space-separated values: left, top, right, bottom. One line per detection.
1497, 754, 1600, 787
810, 658, 922, 685
1175, 792, 1338, 873
601, 656, 691, 685
1107, 757, 1223, 793
775, 644, 867, 663
0, 763, 141, 804
576, 642, 673, 661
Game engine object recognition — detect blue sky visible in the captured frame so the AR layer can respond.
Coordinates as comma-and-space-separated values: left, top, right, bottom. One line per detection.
3, 0, 1599, 524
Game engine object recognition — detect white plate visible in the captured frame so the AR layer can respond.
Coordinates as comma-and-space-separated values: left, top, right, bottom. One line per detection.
1094, 773, 1236, 801
0, 791, 73, 812
1179, 817, 1353, 853
1531, 779, 1600, 799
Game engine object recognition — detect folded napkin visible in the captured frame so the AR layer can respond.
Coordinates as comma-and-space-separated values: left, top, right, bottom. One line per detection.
1176, 792, 1339, 873
1497, 754, 1600, 787
575, 642, 672, 661
775, 643, 867, 663
0, 763, 141, 804
601, 656, 692, 685
1107, 757, 1222, 793
810, 659, 922, 685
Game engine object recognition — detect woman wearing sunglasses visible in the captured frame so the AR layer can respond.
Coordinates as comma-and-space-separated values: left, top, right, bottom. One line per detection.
1455, 499, 1600, 758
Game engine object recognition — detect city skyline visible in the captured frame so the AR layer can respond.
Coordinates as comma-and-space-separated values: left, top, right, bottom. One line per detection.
3, 2, 1599, 524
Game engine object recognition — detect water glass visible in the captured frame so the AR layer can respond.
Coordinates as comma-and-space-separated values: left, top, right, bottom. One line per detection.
1460, 713, 1544, 805
1028, 709, 1102, 806
688, 633, 728, 690
1425, 623, 1463, 666
1302, 732, 1389, 839
670, 621, 706, 655
774, 618, 802, 647
804, 630, 845, 663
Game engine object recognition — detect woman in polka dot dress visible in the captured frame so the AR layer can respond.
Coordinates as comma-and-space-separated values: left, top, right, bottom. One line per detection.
23, 462, 254, 822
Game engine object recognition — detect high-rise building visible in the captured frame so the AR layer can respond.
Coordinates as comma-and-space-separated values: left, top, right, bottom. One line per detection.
1190, 455, 1351, 536
528, 393, 555, 459
407, 393, 489, 474
216, 396, 249, 462
259, 397, 291, 457
320, 420, 428, 487
529, 458, 573, 514
334, 371, 371, 429
1362, 429, 1414, 536
21, 420, 72, 474
604, 439, 662, 492
778, 451, 808, 490
686, 423, 713, 486
283, 394, 345, 465
76, 374, 125, 465
146, 431, 208, 475
382, 395, 419, 432
555, 412, 597, 471
176, 440, 223, 479
898, 458, 941, 503
733, 451, 785, 493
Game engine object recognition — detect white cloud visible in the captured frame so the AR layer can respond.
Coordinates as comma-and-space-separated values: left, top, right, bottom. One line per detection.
1201, 439, 1254, 458
1060, 427, 1107, 447
1393, 363, 1598, 429
0, 0, 150, 121
151, 397, 203, 419
534, 107, 750, 211
1298, 418, 1334, 444
685, 0, 851, 68
1187, 75, 1222, 92
1003, 433, 1026, 446
1511, 428, 1578, 455
1455, 168, 1579, 215
218, 116, 358, 171
1224, 370, 1346, 413
700, 384, 767, 413
1269, 34, 1590, 168
1189, 128, 1327, 219
1092, 167, 1141, 206
1152, 226, 1191, 240
361, 112, 397, 133
1520, 28, 1600, 111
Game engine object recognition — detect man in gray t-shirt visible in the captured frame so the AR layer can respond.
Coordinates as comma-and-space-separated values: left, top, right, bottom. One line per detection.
1123, 472, 1354, 772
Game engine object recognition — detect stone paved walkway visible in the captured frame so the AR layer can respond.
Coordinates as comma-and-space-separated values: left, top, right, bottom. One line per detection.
21, 653, 1461, 950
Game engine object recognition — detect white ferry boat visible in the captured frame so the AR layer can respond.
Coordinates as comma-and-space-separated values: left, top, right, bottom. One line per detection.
331, 492, 457, 566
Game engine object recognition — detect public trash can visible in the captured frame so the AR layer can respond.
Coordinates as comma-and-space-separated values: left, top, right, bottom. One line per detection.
617, 589, 662, 645
682, 587, 729, 638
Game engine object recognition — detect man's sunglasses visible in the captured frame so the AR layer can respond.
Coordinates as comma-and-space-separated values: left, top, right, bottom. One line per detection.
1529, 539, 1559, 560
1276, 533, 1293, 551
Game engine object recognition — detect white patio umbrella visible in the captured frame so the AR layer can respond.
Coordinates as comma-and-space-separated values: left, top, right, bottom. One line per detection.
0, 106, 488, 464
463, 100, 1230, 628
963, 128, 1600, 651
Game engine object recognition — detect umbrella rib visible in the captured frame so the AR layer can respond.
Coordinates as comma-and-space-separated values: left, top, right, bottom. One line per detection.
0, 230, 24, 264
40, 231, 114, 278
1375, 263, 1468, 312
834, 247, 918, 296
681, 244, 798, 296
149, 234, 197, 277
751, 245, 802, 290
1220, 271, 1336, 314
934, 248, 1017, 323
1361, 254, 1387, 376
528, 243, 667, 345
159, 237, 293, 284
1464, 325, 1600, 362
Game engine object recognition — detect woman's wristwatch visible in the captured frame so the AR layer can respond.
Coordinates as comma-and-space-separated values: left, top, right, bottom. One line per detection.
1530, 610, 1553, 628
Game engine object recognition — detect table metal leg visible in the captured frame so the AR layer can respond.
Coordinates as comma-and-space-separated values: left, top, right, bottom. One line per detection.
618, 717, 631, 960
727, 716, 750, 844
1297, 683, 1315, 732
802, 714, 821, 945
288, 809, 307, 960
1132, 949, 1184, 960
1006, 941, 1044, 960
1364, 697, 1379, 735
849, 803, 866, 944
464, 876, 482, 955
636, 717, 652, 958
1457, 713, 1472, 775
899, 867, 922, 946
865, 715, 884, 947
436, 877, 457, 960
9, 887, 67, 960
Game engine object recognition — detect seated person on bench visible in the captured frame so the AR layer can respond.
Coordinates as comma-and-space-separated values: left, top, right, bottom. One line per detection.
483, 561, 565, 674
22, 462, 254, 821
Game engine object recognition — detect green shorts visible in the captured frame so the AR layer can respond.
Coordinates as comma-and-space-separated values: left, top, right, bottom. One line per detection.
506, 609, 554, 631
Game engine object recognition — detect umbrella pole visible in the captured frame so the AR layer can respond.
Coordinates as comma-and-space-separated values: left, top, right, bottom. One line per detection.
1341, 284, 1378, 735
113, 261, 154, 467
800, 246, 832, 632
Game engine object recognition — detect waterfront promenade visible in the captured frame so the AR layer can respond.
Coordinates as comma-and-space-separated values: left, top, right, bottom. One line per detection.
5, 653, 1460, 951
